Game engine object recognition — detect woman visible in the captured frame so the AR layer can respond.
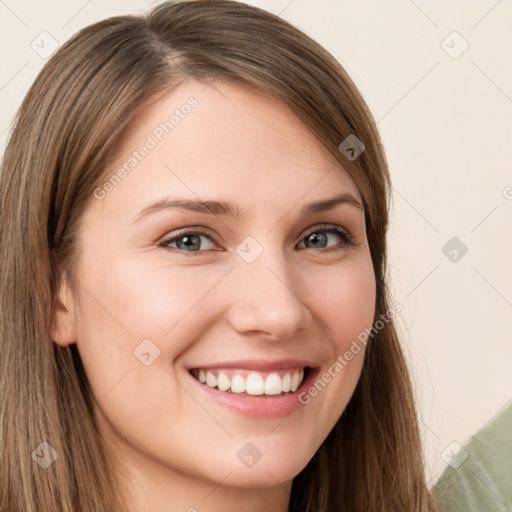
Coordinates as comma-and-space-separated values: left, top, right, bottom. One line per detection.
0, 1, 438, 511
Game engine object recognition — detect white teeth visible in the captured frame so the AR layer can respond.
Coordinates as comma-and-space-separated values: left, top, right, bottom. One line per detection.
230, 374, 246, 393
246, 372, 265, 395
194, 368, 306, 396
205, 372, 217, 388
290, 372, 300, 392
217, 372, 231, 392
281, 373, 291, 392
264, 372, 283, 395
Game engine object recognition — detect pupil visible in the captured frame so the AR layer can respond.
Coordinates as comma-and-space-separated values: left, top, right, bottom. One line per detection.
308, 232, 326, 248
178, 235, 200, 250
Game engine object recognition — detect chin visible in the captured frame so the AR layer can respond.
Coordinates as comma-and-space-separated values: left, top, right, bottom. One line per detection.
214, 444, 314, 489
219, 461, 305, 489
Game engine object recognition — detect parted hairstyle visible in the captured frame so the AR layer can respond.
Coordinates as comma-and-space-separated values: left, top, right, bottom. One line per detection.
0, 1, 438, 511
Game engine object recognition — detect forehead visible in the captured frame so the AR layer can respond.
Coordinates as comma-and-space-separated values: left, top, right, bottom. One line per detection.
92, 78, 361, 221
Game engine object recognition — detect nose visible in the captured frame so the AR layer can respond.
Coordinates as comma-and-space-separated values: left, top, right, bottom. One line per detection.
225, 247, 313, 341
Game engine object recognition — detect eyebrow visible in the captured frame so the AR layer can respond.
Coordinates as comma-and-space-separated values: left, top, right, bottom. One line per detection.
133, 193, 364, 223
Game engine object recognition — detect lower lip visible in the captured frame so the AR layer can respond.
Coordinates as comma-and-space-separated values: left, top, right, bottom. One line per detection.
188, 368, 319, 419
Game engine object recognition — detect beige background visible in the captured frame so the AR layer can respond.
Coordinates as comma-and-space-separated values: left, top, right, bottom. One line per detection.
1, 0, 511, 485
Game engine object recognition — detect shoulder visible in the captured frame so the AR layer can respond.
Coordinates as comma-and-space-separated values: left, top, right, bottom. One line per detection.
433, 404, 512, 512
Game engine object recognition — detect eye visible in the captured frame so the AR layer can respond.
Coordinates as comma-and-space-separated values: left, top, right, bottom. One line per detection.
158, 224, 353, 255
158, 230, 218, 253
297, 224, 353, 252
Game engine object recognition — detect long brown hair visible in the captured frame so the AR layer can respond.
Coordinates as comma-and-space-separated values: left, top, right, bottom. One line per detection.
0, 1, 438, 510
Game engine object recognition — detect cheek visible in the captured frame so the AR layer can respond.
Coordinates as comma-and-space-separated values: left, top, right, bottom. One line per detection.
75, 247, 375, 364
73, 255, 232, 367
307, 256, 377, 350
71, 257, 231, 436
78, 250, 227, 330
295, 257, 376, 419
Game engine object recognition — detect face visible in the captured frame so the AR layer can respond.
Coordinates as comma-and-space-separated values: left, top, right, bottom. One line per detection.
53, 78, 376, 500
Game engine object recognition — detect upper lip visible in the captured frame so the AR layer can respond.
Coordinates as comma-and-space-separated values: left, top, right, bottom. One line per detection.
187, 358, 320, 372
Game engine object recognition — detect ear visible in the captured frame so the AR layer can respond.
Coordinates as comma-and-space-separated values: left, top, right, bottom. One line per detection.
51, 273, 77, 347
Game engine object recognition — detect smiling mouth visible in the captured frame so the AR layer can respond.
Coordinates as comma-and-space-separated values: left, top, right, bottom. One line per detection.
189, 367, 311, 396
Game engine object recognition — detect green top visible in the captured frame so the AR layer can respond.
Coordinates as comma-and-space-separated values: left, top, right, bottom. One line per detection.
433, 403, 512, 512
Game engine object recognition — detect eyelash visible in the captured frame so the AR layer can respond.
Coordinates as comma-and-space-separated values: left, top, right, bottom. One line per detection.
157, 224, 354, 256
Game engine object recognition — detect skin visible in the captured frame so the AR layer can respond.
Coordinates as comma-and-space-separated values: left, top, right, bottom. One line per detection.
52, 78, 376, 512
